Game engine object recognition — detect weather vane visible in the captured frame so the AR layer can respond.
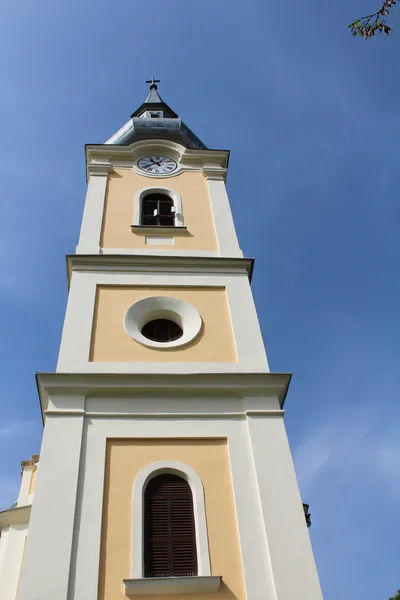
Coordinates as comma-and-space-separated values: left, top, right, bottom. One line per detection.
146, 78, 160, 90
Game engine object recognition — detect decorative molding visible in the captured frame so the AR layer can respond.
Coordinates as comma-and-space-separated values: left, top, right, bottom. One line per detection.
44, 410, 86, 417
202, 168, 227, 181
36, 371, 291, 418
66, 254, 253, 285
0, 506, 31, 530
85, 140, 229, 182
99, 248, 219, 257
44, 410, 285, 419
131, 460, 211, 579
21, 455, 39, 469
123, 575, 221, 596
86, 163, 114, 177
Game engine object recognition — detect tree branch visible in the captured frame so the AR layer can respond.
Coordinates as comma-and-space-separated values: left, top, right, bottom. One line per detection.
349, 0, 396, 38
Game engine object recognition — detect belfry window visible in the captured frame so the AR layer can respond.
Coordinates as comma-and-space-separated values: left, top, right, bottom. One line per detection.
141, 193, 175, 227
144, 474, 198, 578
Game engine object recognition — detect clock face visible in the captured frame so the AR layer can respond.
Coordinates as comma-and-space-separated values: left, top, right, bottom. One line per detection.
138, 155, 177, 175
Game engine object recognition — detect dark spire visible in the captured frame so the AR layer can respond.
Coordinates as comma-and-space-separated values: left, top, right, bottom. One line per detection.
144, 78, 163, 104
131, 79, 177, 119
105, 81, 207, 149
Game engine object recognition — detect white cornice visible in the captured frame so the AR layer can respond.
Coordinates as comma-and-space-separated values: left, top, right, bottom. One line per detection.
85, 141, 229, 182
45, 409, 286, 419
202, 167, 227, 180
0, 505, 31, 530
86, 163, 114, 177
66, 254, 253, 286
36, 372, 291, 419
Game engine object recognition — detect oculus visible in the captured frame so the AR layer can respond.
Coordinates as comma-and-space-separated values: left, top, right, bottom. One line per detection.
124, 296, 202, 349
141, 319, 183, 343
138, 155, 177, 175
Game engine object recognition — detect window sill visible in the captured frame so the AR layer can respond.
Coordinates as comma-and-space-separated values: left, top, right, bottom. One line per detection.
131, 226, 187, 235
123, 575, 222, 596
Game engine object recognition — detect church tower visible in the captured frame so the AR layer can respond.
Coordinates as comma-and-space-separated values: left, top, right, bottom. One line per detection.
1, 81, 323, 600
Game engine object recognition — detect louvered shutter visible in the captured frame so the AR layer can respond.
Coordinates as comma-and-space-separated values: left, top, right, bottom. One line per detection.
144, 474, 198, 578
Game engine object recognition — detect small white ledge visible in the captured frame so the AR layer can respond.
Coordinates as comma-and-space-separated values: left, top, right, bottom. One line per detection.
131, 225, 187, 235
123, 576, 222, 596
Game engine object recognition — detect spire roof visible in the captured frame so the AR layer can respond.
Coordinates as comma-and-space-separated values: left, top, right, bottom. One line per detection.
105, 80, 207, 149
143, 87, 163, 103
130, 79, 178, 119
143, 78, 164, 104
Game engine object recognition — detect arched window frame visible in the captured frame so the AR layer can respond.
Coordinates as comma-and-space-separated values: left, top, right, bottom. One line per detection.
132, 460, 211, 579
134, 188, 184, 228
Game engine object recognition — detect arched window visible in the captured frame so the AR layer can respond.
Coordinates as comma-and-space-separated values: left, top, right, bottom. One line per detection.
144, 473, 198, 578
134, 188, 184, 228
141, 193, 175, 227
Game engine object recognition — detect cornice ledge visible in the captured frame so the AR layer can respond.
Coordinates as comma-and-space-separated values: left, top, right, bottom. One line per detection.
21, 454, 39, 469
36, 372, 291, 420
37, 371, 290, 386
0, 505, 31, 529
66, 254, 254, 285
87, 162, 114, 177
86, 139, 187, 159
37, 371, 291, 395
202, 167, 227, 180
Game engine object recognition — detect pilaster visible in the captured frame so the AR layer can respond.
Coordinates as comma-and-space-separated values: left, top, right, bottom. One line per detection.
0, 525, 28, 600
17, 468, 33, 507
17, 398, 85, 600
205, 174, 242, 258
76, 165, 113, 254
247, 414, 323, 600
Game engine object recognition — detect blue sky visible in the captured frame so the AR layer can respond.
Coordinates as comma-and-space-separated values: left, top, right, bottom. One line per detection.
0, 0, 399, 598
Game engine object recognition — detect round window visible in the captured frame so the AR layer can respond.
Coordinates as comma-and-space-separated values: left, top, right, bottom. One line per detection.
124, 296, 202, 349
141, 319, 183, 343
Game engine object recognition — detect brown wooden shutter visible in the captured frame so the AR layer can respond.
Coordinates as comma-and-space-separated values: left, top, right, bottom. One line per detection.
144, 474, 198, 578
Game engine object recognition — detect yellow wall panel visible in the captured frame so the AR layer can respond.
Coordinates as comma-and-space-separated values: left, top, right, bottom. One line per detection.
98, 439, 245, 600
100, 170, 218, 251
90, 286, 237, 363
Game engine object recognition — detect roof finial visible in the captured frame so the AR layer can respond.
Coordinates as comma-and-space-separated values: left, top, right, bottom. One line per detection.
146, 78, 160, 90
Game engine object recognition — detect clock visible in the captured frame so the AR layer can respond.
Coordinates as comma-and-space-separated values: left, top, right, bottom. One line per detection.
138, 155, 177, 175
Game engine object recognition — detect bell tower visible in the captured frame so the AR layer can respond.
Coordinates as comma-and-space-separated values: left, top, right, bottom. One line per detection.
12, 82, 323, 600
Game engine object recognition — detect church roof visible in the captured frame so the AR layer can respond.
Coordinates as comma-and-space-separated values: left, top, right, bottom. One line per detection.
105, 81, 207, 150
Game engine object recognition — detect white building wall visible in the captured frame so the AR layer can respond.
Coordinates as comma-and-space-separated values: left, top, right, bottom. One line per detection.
206, 177, 243, 258
76, 172, 109, 254
0, 527, 10, 589
56, 269, 269, 374
16, 390, 322, 600
248, 415, 323, 600
17, 408, 85, 600
14, 132, 323, 600
17, 466, 35, 508
0, 524, 28, 600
